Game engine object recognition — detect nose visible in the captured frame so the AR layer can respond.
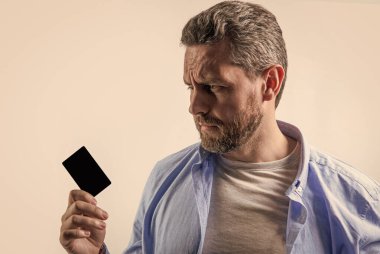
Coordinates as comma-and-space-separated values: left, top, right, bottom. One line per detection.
188, 86, 211, 116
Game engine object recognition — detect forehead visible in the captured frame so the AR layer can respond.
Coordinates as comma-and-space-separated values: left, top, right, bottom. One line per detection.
183, 41, 231, 82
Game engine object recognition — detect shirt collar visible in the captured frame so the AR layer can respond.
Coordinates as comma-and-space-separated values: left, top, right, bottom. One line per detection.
196, 120, 310, 198
277, 120, 310, 198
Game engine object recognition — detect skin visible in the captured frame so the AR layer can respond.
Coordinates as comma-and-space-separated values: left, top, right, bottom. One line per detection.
60, 190, 108, 254
59, 39, 296, 254
184, 40, 296, 162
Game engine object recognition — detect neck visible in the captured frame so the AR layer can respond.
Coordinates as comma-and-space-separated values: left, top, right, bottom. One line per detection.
222, 118, 296, 163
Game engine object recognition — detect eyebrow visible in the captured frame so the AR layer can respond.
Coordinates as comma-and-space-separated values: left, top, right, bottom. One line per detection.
183, 76, 226, 86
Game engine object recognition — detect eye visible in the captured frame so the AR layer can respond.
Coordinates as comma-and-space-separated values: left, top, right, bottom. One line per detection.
209, 85, 222, 92
201, 84, 223, 94
186, 85, 194, 90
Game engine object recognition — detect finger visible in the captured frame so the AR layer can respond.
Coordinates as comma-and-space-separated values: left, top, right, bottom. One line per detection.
64, 214, 106, 231
60, 228, 91, 243
68, 189, 97, 208
63, 200, 108, 222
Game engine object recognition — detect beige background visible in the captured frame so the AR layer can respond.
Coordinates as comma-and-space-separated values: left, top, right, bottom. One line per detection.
1, 0, 379, 253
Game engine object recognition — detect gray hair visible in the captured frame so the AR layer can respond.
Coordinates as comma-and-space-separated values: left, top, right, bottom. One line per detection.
181, 0, 288, 108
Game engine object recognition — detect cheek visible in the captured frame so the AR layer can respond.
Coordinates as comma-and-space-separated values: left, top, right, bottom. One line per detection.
212, 101, 240, 121
211, 88, 255, 120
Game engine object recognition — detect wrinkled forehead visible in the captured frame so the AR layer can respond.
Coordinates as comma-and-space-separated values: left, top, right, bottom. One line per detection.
183, 41, 231, 82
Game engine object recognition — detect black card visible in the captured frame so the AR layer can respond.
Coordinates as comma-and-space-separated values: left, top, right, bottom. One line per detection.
62, 146, 111, 196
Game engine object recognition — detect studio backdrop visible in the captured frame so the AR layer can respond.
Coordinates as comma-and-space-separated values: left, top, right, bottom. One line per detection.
0, 0, 379, 252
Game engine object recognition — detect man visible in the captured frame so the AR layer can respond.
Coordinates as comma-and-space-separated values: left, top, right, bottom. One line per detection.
59, 1, 380, 253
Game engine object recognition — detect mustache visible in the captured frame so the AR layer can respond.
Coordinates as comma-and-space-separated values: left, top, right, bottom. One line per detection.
195, 114, 224, 126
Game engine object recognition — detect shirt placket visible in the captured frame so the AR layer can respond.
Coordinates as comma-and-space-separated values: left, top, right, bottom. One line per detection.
285, 181, 308, 254
191, 155, 215, 254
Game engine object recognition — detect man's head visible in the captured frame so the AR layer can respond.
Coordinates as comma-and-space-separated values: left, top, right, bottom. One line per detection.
181, 0, 287, 108
181, 1, 287, 154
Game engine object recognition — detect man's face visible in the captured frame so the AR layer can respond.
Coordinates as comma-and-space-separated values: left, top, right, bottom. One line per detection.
183, 40, 264, 154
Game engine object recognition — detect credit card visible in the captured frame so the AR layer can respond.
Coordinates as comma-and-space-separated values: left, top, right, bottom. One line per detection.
62, 146, 111, 196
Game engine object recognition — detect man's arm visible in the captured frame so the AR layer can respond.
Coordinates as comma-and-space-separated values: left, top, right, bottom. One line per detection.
123, 185, 149, 254
124, 162, 166, 254
359, 198, 380, 253
124, 218, 144, 253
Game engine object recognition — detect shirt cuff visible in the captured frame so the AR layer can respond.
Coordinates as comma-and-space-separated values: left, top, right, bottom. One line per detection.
99, 243, 110, 254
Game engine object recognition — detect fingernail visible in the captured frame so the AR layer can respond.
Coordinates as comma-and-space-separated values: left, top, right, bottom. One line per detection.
85, 231, 91, 236
102, 211, 108, 219
91, 199, 97, 205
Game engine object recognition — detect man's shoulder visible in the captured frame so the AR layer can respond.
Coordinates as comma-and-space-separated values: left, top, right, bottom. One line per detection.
139, 143, 203, 204
156, 143, 202, 167
308, 147, 380, 201
146, 143, 203, 185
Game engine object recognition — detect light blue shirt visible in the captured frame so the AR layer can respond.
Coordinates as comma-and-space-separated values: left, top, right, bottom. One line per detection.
106, 121, 380, 254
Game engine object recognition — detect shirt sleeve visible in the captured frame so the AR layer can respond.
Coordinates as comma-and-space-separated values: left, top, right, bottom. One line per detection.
100, 243, 110, 254
359, 198, 380, 253
123, 179, 150, 254
124, 162, 163, 254
124, 215, 143, 254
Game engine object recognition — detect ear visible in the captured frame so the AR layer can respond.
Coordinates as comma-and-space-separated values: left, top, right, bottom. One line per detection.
261, 65, 285, 102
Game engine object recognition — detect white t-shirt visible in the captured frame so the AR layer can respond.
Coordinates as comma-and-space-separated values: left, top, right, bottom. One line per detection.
203, 142, 300, 254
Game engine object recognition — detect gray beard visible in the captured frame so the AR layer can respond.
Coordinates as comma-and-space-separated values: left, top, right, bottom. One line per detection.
196, 98, 263, 154
199, 115, 262, 153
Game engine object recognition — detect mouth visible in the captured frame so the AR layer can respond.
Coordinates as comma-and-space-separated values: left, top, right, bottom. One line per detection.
198, 122, 219, 132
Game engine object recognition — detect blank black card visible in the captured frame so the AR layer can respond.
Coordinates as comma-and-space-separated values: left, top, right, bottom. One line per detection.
62, 146, 111, 196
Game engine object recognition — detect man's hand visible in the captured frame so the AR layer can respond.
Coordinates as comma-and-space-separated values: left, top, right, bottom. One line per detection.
60, 190, 108, 254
